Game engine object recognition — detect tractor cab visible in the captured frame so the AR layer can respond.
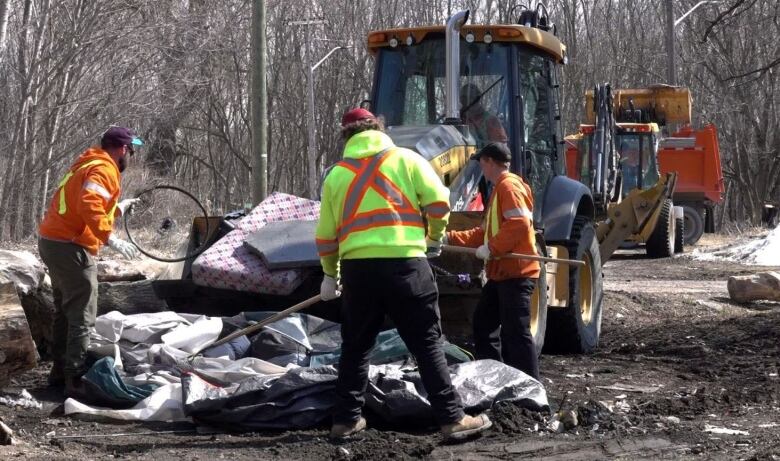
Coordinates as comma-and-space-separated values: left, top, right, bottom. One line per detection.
366, 14, 567, 215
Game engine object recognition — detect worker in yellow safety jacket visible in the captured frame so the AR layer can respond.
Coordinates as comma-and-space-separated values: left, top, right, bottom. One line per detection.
38, 126, 142, 397
446, 142, 541, 380
316, 108, 491, 442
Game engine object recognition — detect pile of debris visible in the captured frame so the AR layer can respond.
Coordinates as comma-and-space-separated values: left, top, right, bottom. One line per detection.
63, 309, 548, 430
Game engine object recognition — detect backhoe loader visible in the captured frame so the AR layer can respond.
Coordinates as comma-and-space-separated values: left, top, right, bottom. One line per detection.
565, 84, 682, 259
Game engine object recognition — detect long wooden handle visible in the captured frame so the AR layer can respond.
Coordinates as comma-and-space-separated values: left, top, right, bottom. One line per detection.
191, 294, 323, 357
442, 244, 586, 267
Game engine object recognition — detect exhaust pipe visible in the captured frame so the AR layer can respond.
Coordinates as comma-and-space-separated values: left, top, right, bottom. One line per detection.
445, 10, 469, 122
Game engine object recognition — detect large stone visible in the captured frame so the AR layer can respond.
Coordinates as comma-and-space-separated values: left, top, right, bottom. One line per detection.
727, 271, 780, 303
0, 250, 55, 355
0, 282, 39, 388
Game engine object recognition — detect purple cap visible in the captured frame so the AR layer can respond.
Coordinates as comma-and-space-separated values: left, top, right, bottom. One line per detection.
101, 126, 144, 149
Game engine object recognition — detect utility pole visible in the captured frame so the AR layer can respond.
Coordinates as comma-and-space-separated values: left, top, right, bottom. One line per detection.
304, 18, 317, 199
251, 0, 268, 204
665, 0, 676, 85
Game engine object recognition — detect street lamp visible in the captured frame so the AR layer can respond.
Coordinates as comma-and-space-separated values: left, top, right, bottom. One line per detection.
289, 18, 352, 198
666, 0, 721, 85
305, 45, 351, 198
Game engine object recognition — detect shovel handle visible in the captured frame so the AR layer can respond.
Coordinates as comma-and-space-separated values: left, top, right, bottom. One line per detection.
442, 244, 586, 267
190, 294, 323, 357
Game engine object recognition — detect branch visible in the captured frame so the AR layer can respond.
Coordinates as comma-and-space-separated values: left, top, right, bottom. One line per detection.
720, 55, 780, 81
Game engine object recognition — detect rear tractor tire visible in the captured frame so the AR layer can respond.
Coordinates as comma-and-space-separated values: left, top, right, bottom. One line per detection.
646, 199, 674, 258
674, 217, 684, 253
544, 216, 604, 354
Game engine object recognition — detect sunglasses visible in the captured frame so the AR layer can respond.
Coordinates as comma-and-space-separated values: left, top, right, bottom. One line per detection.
126, 145, 135, 156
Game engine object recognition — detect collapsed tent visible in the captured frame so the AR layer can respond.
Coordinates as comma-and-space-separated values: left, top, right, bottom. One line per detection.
65, 311, 549, 429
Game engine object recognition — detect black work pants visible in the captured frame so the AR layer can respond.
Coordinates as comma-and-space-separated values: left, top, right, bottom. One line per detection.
473, 278, 539, 380
334, 257, 464, 426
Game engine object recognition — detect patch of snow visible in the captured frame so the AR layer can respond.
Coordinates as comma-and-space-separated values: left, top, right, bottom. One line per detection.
691, 225, 780, 266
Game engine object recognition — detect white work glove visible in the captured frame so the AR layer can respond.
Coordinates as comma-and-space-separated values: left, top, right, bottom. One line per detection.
475, 244, 491, 261
108, 235, 140, 259
425, 237, 443, 259
320, 275, 341, 301
117, 198, 140, 215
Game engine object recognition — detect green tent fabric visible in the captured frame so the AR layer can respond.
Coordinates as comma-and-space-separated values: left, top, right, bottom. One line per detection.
309, 329, 472, 368
82, 357, 160, 407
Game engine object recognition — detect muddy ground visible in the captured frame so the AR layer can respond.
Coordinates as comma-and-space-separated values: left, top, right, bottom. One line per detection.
1, 234, 779, 460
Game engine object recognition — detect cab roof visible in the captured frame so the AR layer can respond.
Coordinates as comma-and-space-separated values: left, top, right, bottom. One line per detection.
366, 24, 566, 63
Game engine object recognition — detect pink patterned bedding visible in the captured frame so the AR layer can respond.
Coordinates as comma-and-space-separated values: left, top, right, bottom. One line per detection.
191, 192, 320, 295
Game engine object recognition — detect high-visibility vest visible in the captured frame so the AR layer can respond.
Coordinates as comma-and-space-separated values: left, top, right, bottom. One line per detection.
57, 160, 117, 217
315, 130, 450, 276
334, 148, 426, 242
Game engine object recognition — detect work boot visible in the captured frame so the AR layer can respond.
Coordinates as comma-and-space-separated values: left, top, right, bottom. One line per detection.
329, 417, 367, 440
47, 363, 66, 388
440, 413, 492, 442
64, 376, 88, 400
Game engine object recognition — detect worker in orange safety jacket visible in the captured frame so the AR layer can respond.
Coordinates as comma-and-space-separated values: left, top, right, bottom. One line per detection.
446, 142, 541, 380
38, 126, 143, 397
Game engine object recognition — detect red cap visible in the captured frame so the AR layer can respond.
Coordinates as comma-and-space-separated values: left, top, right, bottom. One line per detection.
341, 108, 376, 127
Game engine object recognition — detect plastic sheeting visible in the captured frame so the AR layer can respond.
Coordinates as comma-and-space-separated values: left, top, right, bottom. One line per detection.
183, 360, 548, 429
67, 311, 549, 430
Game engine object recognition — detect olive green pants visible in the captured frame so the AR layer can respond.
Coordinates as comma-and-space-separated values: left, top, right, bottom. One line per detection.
38, 238, 98, 379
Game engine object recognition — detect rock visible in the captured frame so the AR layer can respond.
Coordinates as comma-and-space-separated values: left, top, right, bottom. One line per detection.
665, 416, 681, 425
727, 271, 780, 303
559, 410, 579, 430
0, 250, 45, 295
0, 419, 14, 445
0, 283, 39, 388
0, 250, 56, 356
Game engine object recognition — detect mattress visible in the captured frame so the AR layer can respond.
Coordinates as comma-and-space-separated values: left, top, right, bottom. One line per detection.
191, 192, 320, 295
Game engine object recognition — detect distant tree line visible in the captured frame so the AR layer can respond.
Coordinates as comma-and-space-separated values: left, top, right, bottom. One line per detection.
0, 0, 776, 240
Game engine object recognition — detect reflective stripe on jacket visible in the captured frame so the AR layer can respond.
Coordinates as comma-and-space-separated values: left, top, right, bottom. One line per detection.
447, 171, 540, 280
39, 148, 121, 255
315, 130, 450, 277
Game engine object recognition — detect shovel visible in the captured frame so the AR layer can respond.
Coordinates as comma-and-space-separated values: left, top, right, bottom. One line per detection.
442, 244, 586, 267
187, 294, 323, 358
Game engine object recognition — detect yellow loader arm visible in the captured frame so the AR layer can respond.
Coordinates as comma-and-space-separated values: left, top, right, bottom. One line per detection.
596, 172, 678, 262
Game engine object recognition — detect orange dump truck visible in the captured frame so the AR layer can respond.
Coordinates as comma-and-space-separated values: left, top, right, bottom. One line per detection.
658, 124, 724, 244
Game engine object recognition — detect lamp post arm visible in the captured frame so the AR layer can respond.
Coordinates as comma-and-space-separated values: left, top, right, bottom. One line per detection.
675, 1, 720, 27
312, 46, 351, 72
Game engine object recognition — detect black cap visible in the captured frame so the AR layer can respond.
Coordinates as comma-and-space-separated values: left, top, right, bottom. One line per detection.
101, 126, 144, 149
472, 142, 512, 163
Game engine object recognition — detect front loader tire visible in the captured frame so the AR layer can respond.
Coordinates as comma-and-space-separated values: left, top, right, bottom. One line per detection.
544, 216, 604, 354
646, 199, 674, 258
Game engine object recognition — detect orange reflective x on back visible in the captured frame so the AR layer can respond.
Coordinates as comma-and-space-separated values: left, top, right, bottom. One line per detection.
335, 148, 424, 241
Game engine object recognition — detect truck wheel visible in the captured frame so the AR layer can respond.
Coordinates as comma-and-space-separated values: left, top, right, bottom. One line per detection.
674, 217, 685, 253
646, 200, 674, 258
530, 242, 548, 357
682, 205, 704, 245
544, 216, 603, 354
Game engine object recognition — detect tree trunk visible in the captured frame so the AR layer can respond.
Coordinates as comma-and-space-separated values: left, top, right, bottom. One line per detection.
0, 282, 39, 388
0, 0, 9, 60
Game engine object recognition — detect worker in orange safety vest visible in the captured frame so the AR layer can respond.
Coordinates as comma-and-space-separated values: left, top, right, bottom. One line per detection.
38, 126, 143, 397
446, 142, 541, 380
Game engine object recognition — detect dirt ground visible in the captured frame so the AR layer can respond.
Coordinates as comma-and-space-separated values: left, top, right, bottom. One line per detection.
1, 234, 779, 460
